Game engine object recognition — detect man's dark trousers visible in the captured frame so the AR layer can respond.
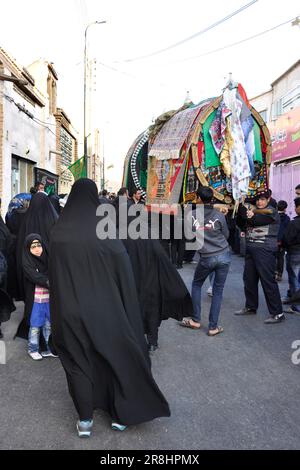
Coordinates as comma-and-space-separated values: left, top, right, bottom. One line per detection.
244, 243, 282, 316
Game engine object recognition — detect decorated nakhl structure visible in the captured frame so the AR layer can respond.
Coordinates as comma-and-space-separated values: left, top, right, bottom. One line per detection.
123, 81, 271, 212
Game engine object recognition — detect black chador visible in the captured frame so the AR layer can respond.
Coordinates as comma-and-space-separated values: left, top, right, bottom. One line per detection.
49, 179, 170, 425
122, 236, 193, 348
0, 215, 15, 325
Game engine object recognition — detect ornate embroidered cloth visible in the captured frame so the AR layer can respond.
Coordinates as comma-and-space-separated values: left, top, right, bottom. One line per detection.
149, 105, 202, 160
209, 101, 232, 155
223, 88, 251, 201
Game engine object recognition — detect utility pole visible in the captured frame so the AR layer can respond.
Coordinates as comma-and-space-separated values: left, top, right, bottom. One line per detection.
83, 21, 106, 176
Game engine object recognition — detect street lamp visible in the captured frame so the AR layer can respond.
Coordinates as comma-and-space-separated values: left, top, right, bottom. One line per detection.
84, 20, 106, 176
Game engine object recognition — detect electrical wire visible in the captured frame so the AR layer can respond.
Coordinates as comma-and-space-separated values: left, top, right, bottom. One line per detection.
33, 116, 56, 127
97, 61, 140, 80
98, 13, 296, 90
159, 15, 299, 65
1, 92, 57, 136
115, 0, 259, 63
32, 117, 56, 137
97, 60, 175, 90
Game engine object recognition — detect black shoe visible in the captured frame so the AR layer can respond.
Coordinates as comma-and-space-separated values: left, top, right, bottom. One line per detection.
148, 344, 158, 353
264, 314, 285, 324
176, 264, 183, 270
0, 330, 3, 340
234, 307, 257, 316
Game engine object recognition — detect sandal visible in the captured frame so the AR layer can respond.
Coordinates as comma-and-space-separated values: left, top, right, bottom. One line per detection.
179, 318, 201, 330
207, 326, 224, 337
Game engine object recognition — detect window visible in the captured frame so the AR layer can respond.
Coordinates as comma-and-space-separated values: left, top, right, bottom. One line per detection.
11, 155, 34, 197
282, 84, 300, 113
271, 99, 283, 120
11, 157, 19, 197
271, 84, 300, 120
60, 127, 74, 183
259, 109, 268, 122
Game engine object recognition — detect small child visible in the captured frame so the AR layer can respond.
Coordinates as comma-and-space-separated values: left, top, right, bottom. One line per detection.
22, 233, 56, 360
276, 200, 290, 282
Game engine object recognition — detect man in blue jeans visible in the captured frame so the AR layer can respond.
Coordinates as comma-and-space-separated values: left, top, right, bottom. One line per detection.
180, 187, 231, 336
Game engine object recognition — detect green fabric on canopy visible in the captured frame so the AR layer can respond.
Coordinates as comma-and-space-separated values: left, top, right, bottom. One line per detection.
203, 110, 220, 168
253, 121, 263, 164
138, 149, 147, 190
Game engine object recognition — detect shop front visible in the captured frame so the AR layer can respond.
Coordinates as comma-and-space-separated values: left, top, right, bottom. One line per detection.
269, 106, 300, 217
34, 167, 59, 195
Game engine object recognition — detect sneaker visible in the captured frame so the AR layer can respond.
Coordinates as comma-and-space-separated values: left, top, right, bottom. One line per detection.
111, 422, 127, 432
284, 307, 300, 314
41, 350, 58, 358
207, 286, 213, 297
264, 314, 285, 324
76, 420, 93, 438
28, 351, 43, 361
234, 307, 256, 315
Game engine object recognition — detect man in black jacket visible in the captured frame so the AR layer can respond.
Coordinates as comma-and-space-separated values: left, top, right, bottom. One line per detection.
276, 200, 290, 281
235, 190, 284, 324
283, 197, 300, 314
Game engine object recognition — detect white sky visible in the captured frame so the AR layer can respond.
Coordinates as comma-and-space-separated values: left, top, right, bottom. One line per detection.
1, 0, 300, 186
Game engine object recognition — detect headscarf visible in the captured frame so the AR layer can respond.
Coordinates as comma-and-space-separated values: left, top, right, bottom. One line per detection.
23, 192, 58, 244
6, 193, 32, 219
22, 233, 48, 276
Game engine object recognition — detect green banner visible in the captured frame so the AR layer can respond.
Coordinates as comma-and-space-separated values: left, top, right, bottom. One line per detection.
68, 157, 87, 181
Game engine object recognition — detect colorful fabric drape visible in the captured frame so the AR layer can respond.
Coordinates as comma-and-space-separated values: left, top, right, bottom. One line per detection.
207, 166, 227, 192
220, 117, 233, 178
238, 83, 250, 108
203, 110, 220, 168
223, 87, 251, 201
241, 115, 255, 178
147, 152, 188, 205
149, 105, 202, 160
209, 101, 231, 155
253, 121, 263, 164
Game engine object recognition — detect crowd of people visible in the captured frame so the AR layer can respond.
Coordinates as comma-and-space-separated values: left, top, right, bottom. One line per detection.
0, 178, 300, 438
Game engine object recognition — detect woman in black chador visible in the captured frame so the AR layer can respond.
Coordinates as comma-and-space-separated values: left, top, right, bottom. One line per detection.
49, 179, 170, 438
122, 236, 193, 352
117, 199, 193, 353
0, 214, 15, 337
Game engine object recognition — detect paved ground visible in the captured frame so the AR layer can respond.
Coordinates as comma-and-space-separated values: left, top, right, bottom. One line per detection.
1, 254, 300, 450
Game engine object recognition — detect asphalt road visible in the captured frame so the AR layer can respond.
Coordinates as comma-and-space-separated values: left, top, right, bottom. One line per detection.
1, 254, 300, 450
